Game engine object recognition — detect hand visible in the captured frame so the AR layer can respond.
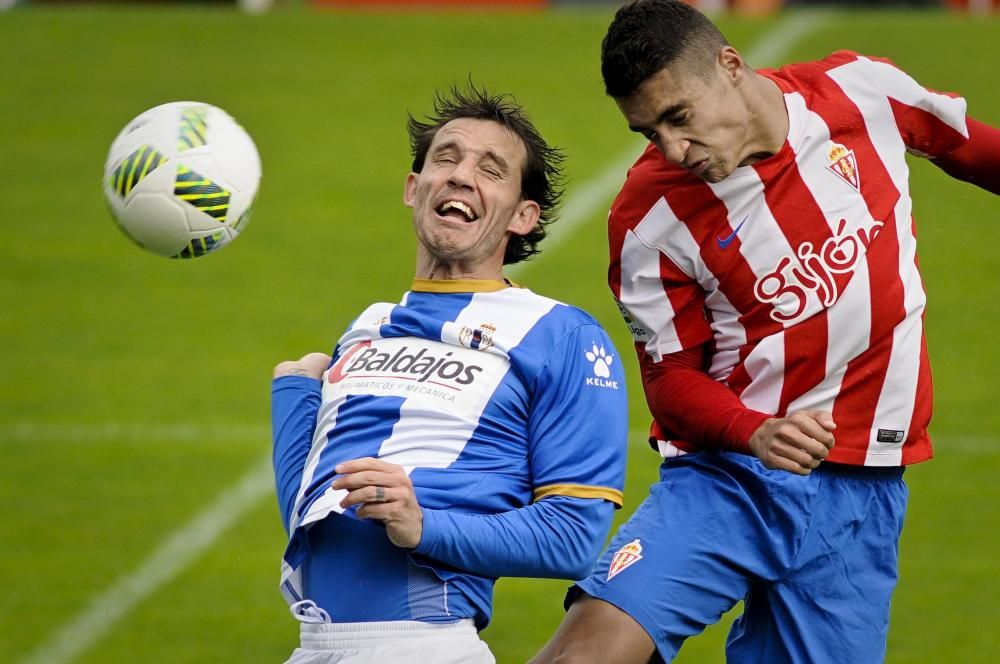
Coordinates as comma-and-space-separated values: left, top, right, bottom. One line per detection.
332, 457, 423, 549
748, 410, 836, 476
273, 352, 331, 380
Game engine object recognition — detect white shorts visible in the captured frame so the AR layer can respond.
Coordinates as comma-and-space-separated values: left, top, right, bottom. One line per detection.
284, 618, 495, 664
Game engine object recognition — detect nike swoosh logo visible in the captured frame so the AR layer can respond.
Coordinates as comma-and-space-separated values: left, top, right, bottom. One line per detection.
717, 215, 749, 249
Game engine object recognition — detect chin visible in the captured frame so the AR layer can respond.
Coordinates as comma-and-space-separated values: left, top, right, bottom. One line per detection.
701, 163, 734, 183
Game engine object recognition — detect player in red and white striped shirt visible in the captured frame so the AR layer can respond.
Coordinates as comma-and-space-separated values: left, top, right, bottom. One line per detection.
532, 2, 1000, 663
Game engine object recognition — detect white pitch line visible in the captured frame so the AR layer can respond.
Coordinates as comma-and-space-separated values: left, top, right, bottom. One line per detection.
1, 421, 267, 444
16, 456, 273, 664
16, 14, 832, 664
741, 9, 835, 70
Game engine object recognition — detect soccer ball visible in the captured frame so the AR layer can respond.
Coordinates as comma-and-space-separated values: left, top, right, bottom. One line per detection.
103, 102, 261, 258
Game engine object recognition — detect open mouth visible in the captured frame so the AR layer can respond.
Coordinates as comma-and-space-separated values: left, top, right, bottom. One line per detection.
436, 200, 479, 223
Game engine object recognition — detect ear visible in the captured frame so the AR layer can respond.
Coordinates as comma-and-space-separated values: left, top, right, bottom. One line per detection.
507, 199, 541, 237
718, 46, 746, 86
403, 173, 418, 208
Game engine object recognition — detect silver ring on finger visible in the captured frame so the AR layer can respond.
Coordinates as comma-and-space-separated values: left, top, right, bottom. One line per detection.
373, 485, 386, 503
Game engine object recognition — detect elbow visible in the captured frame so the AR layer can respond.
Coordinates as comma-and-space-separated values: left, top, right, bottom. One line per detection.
567, 533, 610, 580
551, 512, 614, 580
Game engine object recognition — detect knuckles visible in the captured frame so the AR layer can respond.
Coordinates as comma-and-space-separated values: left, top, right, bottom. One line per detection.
272, 353, 331, 379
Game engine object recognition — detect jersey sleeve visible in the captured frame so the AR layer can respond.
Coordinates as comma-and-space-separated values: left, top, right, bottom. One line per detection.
859, 55, 969, 158
414, 495, 615, 580
271, 375, 322, 534
609, 197, 713, 362
931, 116, 1000, 195
526, 323, 628, 506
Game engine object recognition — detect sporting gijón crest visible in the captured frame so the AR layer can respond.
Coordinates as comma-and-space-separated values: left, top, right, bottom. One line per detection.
606, 539, 643, 581
826, 140, 860, 192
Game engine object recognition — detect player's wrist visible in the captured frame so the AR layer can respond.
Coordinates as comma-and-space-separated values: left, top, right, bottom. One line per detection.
725, 410, 773, 455
409, 507, 439, 555
271, 374, 322, 389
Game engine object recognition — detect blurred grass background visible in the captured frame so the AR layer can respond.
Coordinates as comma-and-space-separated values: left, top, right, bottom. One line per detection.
1, 4, 997, 662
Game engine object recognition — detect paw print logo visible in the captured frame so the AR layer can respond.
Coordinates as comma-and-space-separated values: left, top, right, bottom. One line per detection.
585, 344, 614, 378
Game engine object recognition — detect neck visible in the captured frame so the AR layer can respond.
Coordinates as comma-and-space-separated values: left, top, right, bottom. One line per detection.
414, 255, 505, 281
738, 72, 789, 167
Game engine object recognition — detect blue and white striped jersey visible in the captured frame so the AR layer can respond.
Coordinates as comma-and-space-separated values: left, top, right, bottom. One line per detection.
275, 279, 627, 628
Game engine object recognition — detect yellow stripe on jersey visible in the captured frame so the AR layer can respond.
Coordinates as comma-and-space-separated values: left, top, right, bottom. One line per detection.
533, 484, 624, 507
411, 278, 515, 293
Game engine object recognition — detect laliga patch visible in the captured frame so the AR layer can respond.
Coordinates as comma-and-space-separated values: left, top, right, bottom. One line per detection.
826, 141, 860, 192
606, 539, 643, 581
615, 298, 649, 342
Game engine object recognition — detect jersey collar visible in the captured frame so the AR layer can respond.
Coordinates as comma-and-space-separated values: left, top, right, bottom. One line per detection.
410, 278, 517, 293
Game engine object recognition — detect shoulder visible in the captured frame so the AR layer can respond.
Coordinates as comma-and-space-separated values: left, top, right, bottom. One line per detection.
342, 301, 396, 332
511, 287, 601, 322
764, 51, 911, 96
610, 143, 690, 233
496, 289, 611, 348
765, 51, 887, 80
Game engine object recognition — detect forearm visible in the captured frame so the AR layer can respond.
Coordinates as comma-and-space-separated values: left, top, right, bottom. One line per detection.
414, 495, 615, 580
271, 375, 321, 532
932, 116, 1000, 194
641, 346, 770, 454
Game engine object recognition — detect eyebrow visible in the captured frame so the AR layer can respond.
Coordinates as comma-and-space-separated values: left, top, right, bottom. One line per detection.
628, 101, 690, 133
482, 149, 510, 173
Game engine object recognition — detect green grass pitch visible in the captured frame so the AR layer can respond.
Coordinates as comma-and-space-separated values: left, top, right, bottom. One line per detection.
1, 4, 997, 663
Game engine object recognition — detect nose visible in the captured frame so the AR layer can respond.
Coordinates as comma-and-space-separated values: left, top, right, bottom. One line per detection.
654, 129, 690, 166
447, 157, 476, 189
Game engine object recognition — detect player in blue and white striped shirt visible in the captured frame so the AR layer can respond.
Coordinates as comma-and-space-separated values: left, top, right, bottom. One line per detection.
271, 85, 628, 664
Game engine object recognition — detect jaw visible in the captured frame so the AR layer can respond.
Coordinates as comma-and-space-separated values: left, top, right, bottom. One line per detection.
414, 213, 509, 280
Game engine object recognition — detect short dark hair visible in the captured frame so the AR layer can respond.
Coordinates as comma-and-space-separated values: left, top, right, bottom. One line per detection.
407, 84, 565, 265
601, 0, 728, 98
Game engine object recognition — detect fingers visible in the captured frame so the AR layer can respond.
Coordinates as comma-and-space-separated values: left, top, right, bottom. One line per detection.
792, 410, 836, 448
810, 409, 837, 432
299, 352, 332, 376
331, 457, 424, 547
273, 352, 332, 379
332, 458, 409, 510
765, 441, 823, 475
335, 457, 402, 476
341, 484, 395, 512
750, 411, 837, 476
777, 412, 835, 455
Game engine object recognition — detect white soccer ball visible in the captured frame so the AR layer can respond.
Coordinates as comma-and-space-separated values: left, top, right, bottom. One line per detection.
103, 101, 261, 258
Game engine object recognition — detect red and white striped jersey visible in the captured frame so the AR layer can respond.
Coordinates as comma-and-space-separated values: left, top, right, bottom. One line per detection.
609, 51, 970, 466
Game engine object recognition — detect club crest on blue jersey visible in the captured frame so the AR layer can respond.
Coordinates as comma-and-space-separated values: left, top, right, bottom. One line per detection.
585, 344, 619, 389
607, 539, 643, 581
459, 323, 496, 351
